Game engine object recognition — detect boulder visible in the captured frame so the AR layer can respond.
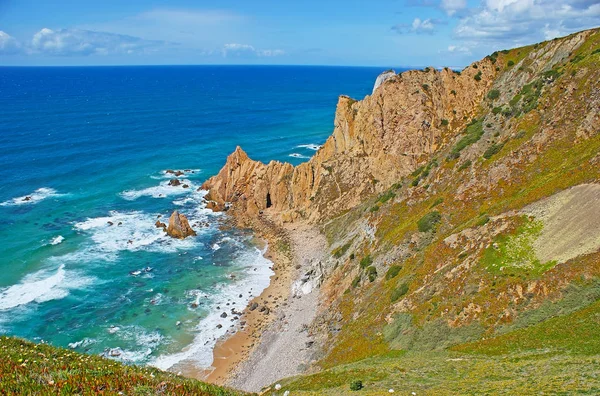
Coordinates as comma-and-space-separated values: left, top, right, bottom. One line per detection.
155, 221, 167, 230
168, 179, 181, 187
166, 211, 196, 239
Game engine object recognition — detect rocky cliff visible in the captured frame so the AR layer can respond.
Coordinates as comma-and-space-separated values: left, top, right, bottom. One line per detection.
203, 29, 597, 228
204, 27, 600, 393
203, 58, 499, 223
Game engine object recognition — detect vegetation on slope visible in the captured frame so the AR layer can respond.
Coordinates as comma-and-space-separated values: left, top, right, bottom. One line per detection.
0, 336, 248, 396
281, 27, 600, 394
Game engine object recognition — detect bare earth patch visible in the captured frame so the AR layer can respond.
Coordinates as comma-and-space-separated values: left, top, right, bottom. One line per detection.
523, 183, 600, 264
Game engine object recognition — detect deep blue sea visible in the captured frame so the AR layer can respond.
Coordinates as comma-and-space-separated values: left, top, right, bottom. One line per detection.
0, 65, 382, 372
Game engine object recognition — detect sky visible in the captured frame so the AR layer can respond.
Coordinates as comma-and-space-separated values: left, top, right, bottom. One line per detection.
0, 0, 599, 67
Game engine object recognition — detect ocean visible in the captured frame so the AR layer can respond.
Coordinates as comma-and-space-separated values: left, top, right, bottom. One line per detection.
0, 65, 383, 371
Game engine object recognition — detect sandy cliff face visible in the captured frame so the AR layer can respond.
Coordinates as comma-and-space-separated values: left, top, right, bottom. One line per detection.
203, 61, 498, 223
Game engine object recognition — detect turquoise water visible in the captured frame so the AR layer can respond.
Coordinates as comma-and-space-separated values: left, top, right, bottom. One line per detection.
0, 65, 382, 370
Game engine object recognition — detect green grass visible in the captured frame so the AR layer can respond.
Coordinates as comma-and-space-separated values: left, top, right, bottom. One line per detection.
480, 216, 556, 276
278, 349, 600, 395
455, 299, 600, 355
0, 336, 248, 395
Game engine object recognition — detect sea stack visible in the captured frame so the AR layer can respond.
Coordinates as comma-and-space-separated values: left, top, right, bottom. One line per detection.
166, 211, 196, 239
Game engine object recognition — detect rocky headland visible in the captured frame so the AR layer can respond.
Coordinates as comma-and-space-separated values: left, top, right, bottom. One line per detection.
197, 27, 600, 394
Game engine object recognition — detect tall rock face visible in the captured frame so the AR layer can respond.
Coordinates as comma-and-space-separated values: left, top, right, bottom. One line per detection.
166, 211, 196, 239
202, 28, 595, 225
203, 63, 496, 223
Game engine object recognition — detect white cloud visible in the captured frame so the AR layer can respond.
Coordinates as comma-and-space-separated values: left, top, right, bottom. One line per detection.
454, 0, 600, 48
392, 17, 439, 34
447, 45, 472, 54
441, 0, 467, 16
413, 18, 435, 32
222, 43, 285, 57
28, 28, 167, 56
0, 31, 21, 54
78, 9, 246, 48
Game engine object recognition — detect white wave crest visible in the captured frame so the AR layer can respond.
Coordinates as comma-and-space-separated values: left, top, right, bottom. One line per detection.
151, 245, 274, 371
102, 325, 164, 363
289, 153, 310, 159
1, 188, 63, 207
0, 264, 94, 311
120, 180, 195, 201
152, 169, 202, 180
50, 235, 65, 245
74, 211, 201, 255
296, 144, 321, 151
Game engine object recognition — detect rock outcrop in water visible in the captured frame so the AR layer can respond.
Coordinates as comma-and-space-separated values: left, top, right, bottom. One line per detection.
166, 211, 196, 239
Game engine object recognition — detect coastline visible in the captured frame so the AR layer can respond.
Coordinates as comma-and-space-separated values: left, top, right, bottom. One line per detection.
199, 214, 327, 392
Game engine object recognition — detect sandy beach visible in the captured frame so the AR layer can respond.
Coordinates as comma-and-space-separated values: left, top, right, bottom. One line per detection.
200, 216, 328, 392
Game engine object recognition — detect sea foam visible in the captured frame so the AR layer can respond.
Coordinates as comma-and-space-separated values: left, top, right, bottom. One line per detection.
0, 264, 94, 311
151, 245, 274, 371
73, 210, 200, 256
120, 179, 195, 200
50, 235, 65, 245
296, 143, 322, 151
289, 153, 310, 159
0, 187, 63, 207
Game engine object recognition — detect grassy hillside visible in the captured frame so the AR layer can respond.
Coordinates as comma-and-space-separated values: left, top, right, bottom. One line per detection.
270, 27, 600, 394
0, 336, 249, 395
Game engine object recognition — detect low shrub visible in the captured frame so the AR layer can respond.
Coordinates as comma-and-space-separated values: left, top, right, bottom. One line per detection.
441, 119, 449, 126
391, 283, 409, 302
360, 255, 373, 269
417, 211, 442, 232
507, 60, 515, 67
333, 242, 351, 258
447, 118, 484, 160
487, 89, 500, 100
430, 197, 444, 208
385, 265, 402, 280
367, 266, 378, 282
350, 380, 363, 391
483, 142, 505, 159
458, 159, 472, 171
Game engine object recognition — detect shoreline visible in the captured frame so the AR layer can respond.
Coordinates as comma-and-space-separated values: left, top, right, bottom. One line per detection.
202, 214, 295, 384
197, 214, 328, 392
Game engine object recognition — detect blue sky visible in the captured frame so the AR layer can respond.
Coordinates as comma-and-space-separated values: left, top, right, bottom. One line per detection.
1, 0, 599, 67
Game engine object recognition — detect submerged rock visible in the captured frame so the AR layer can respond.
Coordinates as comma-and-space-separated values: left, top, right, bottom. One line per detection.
166, 169, 185, 177
166, 211, 196, 239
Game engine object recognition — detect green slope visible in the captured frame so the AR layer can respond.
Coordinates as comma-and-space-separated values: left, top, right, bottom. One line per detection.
0, 336, 249, 396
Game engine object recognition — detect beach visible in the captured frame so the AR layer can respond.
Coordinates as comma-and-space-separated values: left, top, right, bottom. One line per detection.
200, 215, 328, 392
